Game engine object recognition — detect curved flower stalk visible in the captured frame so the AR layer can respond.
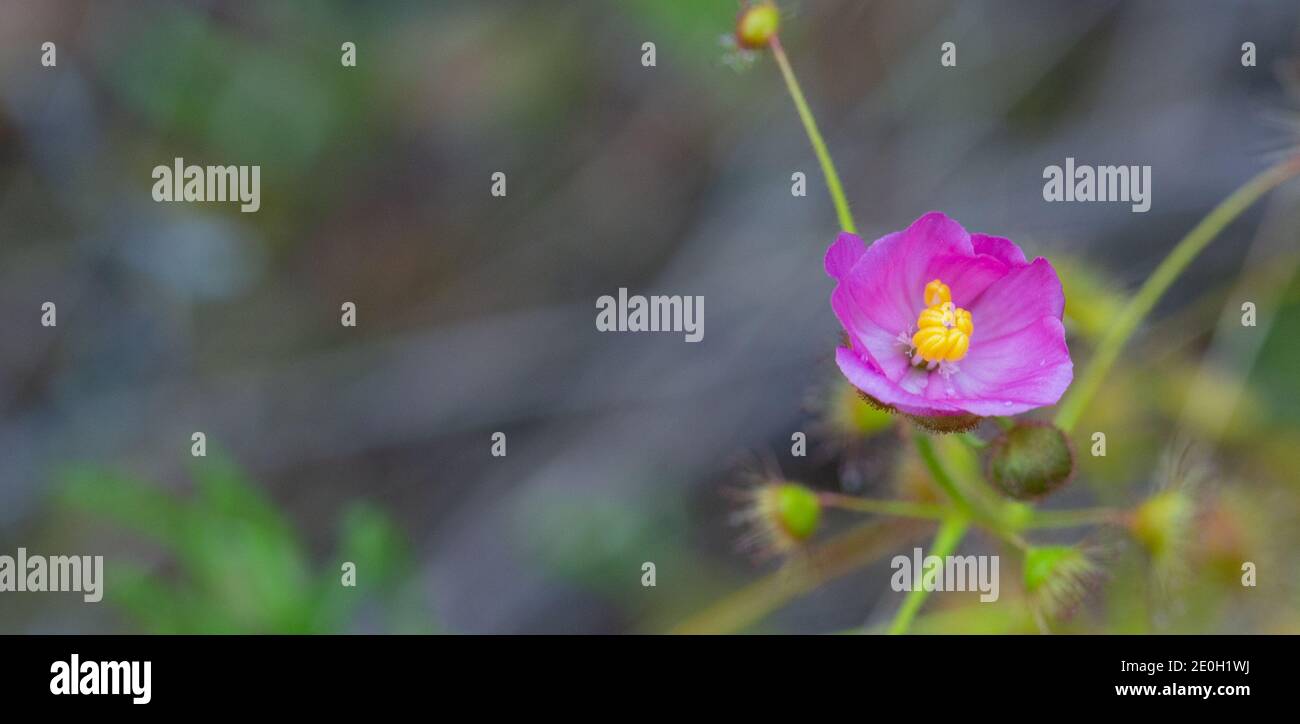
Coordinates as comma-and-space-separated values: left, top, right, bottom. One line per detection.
751, 4, 857, 235
1053, 154, 1300, 433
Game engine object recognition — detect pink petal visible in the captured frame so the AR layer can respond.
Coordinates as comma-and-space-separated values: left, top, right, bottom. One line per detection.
853, 316, 913, 381
967, 258, 1065, 342
835, 346, 961, 417
834, 212, 984, 342
971, 233, 1028, 267
832, 249, 1007, 362
923, 252, 1009, 310
904, 212, 973, 251
946, 316, 1073, 416
830, 259, 910, 351
824, 232, 867, 279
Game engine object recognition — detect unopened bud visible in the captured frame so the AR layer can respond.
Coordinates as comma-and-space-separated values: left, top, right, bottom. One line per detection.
1023, 545, 1101, 621
736, 481, 822, 557
735, 2, 780, 50
766, 482, 820, 541
1131, 489, 1193, 559
985, 422, 1075, 500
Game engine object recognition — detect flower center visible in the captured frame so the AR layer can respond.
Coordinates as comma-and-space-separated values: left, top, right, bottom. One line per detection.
911, 279, 972, 364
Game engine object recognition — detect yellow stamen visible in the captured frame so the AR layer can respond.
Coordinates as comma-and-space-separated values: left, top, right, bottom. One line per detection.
923, 278, 951, 307
911, 280, 972, 364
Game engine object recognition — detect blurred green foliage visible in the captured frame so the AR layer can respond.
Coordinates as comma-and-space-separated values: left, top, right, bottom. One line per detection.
58, 453, 432, 633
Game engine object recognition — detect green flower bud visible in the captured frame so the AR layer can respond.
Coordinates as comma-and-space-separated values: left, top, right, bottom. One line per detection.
736, 481, 822, 556
1023, 545, 1100, 622
767, 483, 820, 541
985, 422, 1075, 500
735, 2, 780, 50
1131, 489, 1193, 559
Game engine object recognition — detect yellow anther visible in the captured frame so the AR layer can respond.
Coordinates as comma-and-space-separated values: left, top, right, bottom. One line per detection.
911, 282, 973, 364
923, 279, 952, 307
953, 307, 973, 336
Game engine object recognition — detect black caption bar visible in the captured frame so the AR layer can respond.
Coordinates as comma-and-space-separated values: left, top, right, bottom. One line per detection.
0, 634, 1285, 710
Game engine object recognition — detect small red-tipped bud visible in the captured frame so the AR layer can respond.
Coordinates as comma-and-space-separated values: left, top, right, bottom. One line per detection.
735, 2, 780, 50
985, 422, 1075, 500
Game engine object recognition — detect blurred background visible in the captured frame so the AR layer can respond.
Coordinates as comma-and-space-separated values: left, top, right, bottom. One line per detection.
1, 0, 1298, 633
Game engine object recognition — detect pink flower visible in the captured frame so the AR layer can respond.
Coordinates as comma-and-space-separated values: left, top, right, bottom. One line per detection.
825, 212, 1072, 423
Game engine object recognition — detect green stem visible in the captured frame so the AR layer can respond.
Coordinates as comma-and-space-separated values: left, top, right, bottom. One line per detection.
769, 35, 857, 234
887, 515, 968, 634
1054, 156, 1300, 432
819, 493, 948, 520
670, 517, 930, 634
913, 432, 976, 518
